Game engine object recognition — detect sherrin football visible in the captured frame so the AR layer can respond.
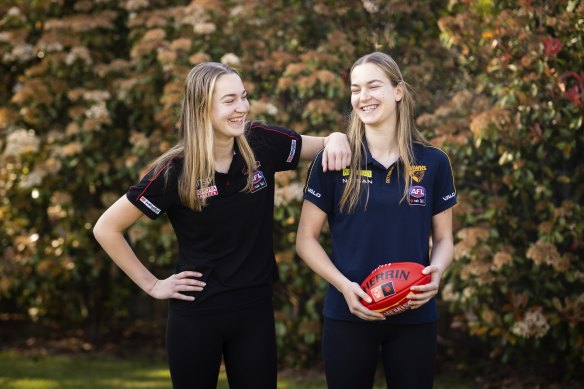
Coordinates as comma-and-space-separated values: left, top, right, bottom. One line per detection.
360, 262, 431, 317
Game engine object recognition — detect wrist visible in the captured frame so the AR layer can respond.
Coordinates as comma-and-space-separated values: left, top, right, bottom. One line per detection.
323, 134, 330, 148
148, 279, 159, 295
336, 277, 353, 294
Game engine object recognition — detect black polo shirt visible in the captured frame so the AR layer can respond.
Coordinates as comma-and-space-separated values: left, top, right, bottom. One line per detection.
127, 123, 302, 316
303, 140, 457, 324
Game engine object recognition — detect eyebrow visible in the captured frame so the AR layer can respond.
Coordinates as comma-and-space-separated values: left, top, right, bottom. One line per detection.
220, 91, 247, 100
351, 80, 384, 87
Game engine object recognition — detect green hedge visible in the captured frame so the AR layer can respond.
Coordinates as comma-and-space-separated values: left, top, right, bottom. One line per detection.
1, 0, 581, 374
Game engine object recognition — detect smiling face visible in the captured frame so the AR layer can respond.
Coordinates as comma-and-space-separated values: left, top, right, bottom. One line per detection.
210, 72, 249, 141
350, 62, 403, 130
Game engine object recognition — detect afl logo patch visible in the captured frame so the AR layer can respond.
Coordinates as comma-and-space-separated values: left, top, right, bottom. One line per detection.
250, 170, 267, 193
408, 185, 426, 206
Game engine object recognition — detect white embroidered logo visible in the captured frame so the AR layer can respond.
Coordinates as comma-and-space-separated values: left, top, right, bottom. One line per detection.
286, 139, 297, 163
442, 192, 456, 201
307, 187, 321, 198
139, 196, 161, 214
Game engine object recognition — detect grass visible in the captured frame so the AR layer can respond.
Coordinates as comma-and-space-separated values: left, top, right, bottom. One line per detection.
0, 351, 471, 389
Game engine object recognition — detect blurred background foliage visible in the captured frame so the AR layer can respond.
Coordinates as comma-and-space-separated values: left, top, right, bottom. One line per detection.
0, 0, 582, 379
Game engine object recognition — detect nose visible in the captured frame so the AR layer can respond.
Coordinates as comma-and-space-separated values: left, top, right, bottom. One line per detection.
360, 88, 371, 100
236, 99, 249, 113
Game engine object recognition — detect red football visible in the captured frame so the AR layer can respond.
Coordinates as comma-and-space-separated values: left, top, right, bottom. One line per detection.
360, 262, 431, 317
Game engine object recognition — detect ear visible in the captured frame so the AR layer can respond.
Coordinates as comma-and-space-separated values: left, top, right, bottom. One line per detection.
395, 82, 404, 102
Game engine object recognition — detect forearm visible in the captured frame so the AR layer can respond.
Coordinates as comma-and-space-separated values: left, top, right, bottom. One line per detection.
94, 228, 158, 294
429, 236, 454, 276
296, 236, 350, 292
299, 135, 325, 161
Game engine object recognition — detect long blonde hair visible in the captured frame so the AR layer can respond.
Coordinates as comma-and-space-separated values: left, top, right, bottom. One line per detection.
340, 52, 430, 213
150, 62, 256, 211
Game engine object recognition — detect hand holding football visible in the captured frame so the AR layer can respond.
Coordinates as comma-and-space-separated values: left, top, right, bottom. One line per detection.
360, 262, 431, 317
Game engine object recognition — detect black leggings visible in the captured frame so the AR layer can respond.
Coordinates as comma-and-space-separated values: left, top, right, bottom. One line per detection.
166, 301, 277, 389
322, 318, 437, 389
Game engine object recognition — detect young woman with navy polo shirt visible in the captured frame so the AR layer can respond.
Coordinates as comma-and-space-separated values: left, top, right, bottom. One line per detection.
93, 62, 350, 389
296, 52, 456, 389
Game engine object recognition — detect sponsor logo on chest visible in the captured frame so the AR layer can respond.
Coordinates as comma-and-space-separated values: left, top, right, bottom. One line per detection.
342, 169, 372, 177
408, 185, 426, 206
409, 165, 427, 183
197, 185, 219, 199
250, 170, 267, 193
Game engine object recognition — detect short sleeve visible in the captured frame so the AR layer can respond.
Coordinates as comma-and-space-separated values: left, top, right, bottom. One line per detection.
303, 150, 335, 214
247, 123, 302, 172
126, 159, 180, 219
432, 150, 457, 215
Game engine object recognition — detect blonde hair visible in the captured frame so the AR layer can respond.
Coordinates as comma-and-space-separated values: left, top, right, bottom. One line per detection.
150, 62, 256, 211
340, 52, 430, 213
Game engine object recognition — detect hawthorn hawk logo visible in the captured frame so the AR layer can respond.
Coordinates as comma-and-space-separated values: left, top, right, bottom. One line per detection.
409, 165, 427, 183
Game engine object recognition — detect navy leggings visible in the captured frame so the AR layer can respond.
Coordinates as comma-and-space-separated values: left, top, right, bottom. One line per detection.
322, 318, 437, 389
166, 301, 277, 389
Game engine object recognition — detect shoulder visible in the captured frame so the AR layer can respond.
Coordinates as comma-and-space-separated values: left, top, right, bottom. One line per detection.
146, 157, 183, 184
413, 143, 453, 165
305, 149, 335, 182
245, 121, 300, 142
307, 148, 326, 170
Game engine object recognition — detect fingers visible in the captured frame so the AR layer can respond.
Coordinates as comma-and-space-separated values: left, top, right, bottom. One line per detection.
351, 304, 386, 321
408, 297, 431, 309
344, 282, 385, 321
176, 271, 203, 278
174, 283, 205, 292
341, 150, 351, 170
172, 292, 196, 301
322, 148, 351, 172
410, 281, 438, 293
407, 283, 438, 309
355, 287, 372, 304
151, 272, 206, 301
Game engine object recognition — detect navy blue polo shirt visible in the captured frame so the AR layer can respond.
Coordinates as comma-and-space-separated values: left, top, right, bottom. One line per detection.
303, 140, 457, 324
126, 123, 302, 316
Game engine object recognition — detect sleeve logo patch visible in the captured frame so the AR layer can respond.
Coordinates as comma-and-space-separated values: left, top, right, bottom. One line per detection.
307, 187, 321, 198
139, 196, 161, 214
442, 192, 456, 201
286, 139, 297, 163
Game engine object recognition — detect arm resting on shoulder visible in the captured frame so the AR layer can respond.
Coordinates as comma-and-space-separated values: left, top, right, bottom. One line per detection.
300, 133, 351, 171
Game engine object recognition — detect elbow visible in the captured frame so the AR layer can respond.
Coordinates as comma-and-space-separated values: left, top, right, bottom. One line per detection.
295, 237, 304, 259
295, 230, 307, 259
295, 230, 313, 261
92, 215, 110, 243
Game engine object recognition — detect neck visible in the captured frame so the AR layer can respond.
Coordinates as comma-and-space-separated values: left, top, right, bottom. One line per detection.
214, 135, 235, 173
364, 125, 399, 168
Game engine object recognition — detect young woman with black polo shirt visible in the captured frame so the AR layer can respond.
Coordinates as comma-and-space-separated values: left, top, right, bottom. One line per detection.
93, 62, 350, 389
296, 52, 456, 389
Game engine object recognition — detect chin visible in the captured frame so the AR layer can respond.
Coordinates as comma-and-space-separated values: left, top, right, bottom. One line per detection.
358, 116, 379, 126
231, 125, 246, 135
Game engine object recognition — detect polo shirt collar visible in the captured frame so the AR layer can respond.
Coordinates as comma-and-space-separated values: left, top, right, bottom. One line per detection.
360, 137, 394, 170
220, 140, 245, 176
